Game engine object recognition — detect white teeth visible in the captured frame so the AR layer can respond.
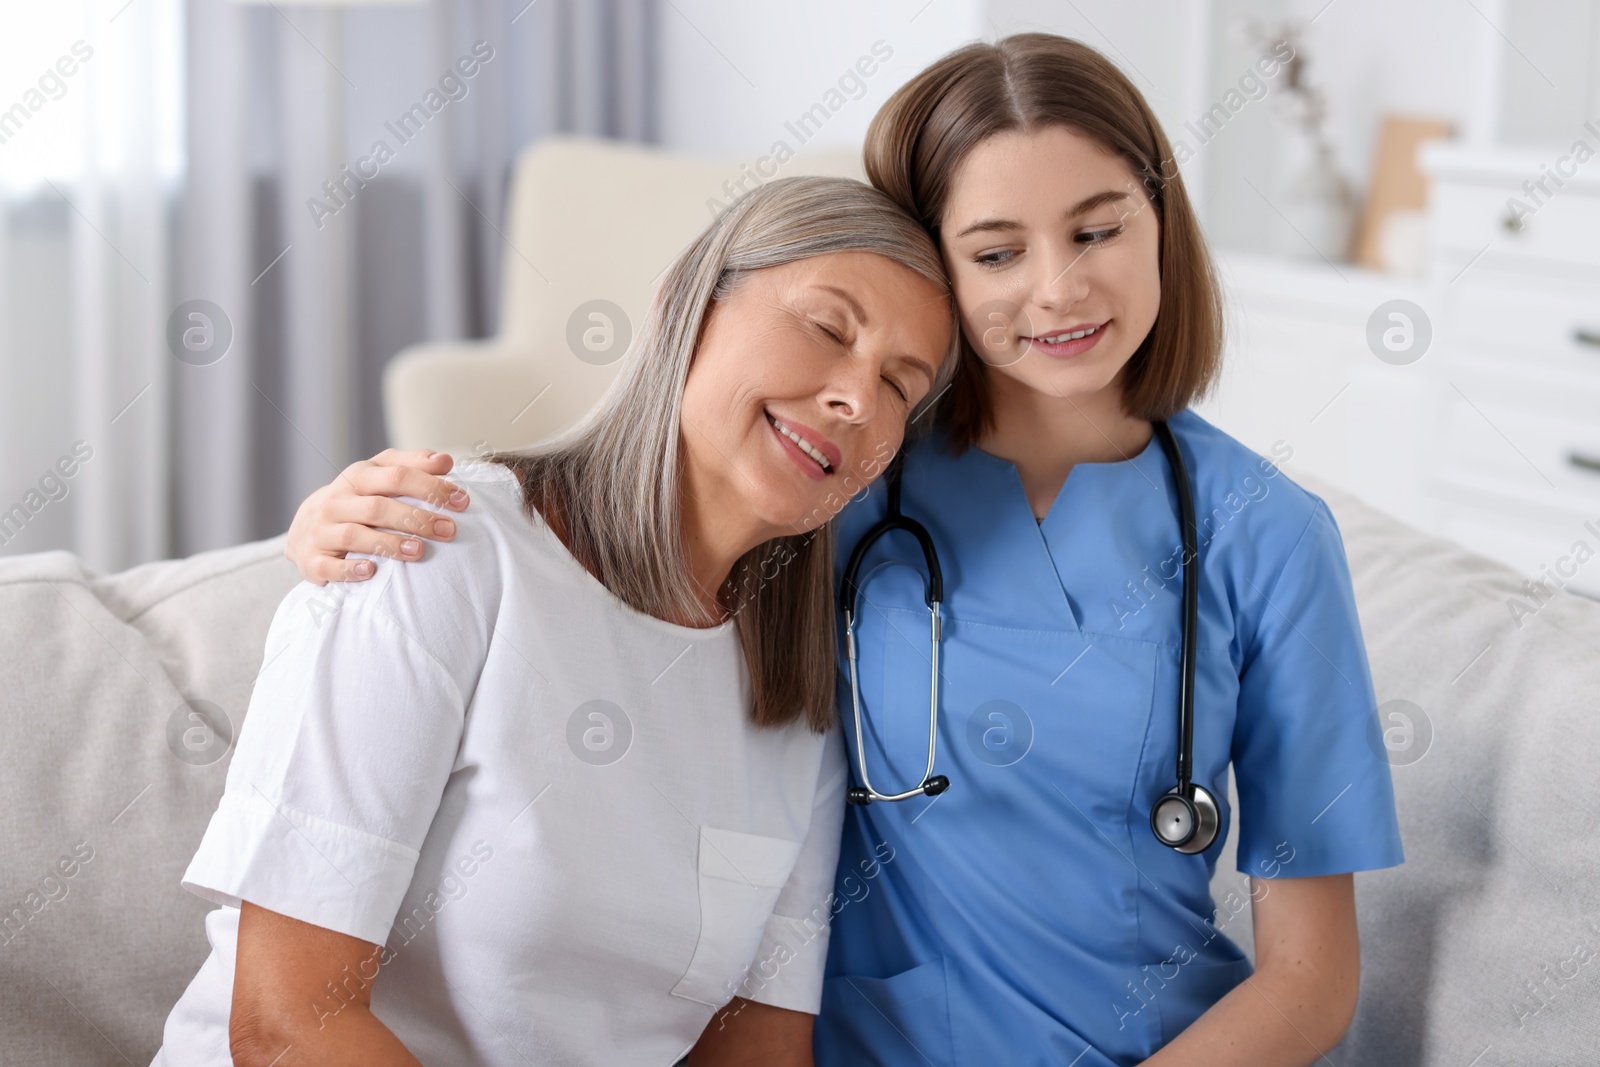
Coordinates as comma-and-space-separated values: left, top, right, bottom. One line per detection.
769, 414, 832, 471
1039, 325, 1100, 344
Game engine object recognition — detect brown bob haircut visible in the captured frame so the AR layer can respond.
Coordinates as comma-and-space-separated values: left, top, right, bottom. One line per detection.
863, 33, 1224, 451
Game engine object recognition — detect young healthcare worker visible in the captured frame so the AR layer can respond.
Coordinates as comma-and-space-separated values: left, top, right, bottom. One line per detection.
283, 33, 1403, 1067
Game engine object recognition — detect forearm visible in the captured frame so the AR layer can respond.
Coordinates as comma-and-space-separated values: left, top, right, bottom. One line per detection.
233, 902, 424, 1067
1138, 963, 1353, 1067
689, 997, 814, 1067
232, 1004, 424, 1067
1140, 872, 1360, 1067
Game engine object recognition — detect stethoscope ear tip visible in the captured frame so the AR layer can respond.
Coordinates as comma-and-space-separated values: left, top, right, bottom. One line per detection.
923, 775, 950, 797
847, 788, 873, 806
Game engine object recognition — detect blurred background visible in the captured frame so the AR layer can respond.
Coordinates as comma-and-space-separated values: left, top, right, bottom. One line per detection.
1, 0, 1597, 604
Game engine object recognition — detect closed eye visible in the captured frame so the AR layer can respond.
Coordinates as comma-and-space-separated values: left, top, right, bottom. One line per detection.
815, 320, 846, 344
884, 375, 909, 402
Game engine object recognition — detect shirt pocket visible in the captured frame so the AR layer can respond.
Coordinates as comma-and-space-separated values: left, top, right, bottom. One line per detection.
816, 958, 955, 1067
671, 826, 803, 1007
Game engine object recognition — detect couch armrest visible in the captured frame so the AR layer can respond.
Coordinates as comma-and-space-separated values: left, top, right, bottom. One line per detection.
383, 339, 600, 455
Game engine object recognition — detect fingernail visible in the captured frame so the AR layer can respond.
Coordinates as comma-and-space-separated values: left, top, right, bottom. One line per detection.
354, 560, 373, 576
449, 490, 468, 508
401, 539, 421, 556
434, 518, 455, 537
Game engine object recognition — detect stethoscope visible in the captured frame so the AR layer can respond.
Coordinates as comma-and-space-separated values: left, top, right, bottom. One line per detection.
839, 419, 1221, 855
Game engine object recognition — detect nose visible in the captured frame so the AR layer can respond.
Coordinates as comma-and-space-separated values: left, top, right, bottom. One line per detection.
819, 357, 879, 426
1032, 238, 1092, 316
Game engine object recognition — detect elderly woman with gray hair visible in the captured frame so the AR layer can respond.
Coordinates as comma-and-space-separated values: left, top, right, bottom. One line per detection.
151, 175, 955, 1067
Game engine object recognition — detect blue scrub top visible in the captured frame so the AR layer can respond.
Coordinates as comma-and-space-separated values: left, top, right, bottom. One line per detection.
813, 409, 1404, 1067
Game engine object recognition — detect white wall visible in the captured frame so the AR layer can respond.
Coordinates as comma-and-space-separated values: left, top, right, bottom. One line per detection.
981, 0, 1496, 254
983, 0, 1212, 188
655, 0, 1599, 252
656, 0, 984, 163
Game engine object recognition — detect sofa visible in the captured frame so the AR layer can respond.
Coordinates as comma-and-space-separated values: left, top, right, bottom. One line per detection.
3, 469, 1597, 1065
4, 137, 1598, 1064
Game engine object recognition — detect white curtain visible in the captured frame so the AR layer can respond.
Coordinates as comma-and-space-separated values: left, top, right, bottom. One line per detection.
0, 1, 181, 572
0, 0, 657, 571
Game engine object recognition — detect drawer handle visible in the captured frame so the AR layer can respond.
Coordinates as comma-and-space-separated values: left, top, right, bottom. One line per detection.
1569, 452, 1600, 475
1575, 328, 1600, 349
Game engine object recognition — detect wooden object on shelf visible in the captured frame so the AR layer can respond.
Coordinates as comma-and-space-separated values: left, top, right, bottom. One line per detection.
1353, 115, 1453, 272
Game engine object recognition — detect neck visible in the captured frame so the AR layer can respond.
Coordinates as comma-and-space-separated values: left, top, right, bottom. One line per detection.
676, 457, 769, 627
977, 372, 1153, 519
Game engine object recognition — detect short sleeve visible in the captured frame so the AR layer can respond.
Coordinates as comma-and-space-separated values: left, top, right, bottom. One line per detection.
1231, 499, 1405, 879
180, 511, 494, 948
738, 724, 848, 1014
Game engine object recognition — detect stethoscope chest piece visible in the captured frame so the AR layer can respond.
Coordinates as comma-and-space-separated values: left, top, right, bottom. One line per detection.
1150, 783, 1220, 854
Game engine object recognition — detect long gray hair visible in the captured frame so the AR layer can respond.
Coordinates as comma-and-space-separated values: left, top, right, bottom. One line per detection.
491, 176, 956, 733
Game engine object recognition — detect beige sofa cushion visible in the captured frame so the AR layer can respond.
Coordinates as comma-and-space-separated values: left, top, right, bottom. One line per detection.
1295, 476, 1600, 1064
0, 537, 297, 1065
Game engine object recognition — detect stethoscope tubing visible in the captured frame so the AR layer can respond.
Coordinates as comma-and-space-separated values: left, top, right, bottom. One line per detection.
844, 600, 944, 804
840, 453, 949, 805
1153, 420, 1199, 793
840, 420, 1216, 852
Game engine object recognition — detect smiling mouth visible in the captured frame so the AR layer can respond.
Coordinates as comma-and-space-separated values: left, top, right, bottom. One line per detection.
1030, 323, 1105, 344
766, 412, 834, 475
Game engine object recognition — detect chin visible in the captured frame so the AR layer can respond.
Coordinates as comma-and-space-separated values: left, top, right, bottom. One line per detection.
735, 476, 825, 537
767, 494, 833, 534
1017, 362, 1119, 400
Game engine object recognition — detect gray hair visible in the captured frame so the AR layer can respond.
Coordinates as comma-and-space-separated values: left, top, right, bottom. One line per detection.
492, 176, 956, 733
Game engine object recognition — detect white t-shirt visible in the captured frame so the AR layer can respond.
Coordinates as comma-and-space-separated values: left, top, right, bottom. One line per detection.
153, 460, 846, 1067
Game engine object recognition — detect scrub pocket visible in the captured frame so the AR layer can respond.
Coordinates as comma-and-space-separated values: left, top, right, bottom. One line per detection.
817, 958, 956, 1067
671, 826, 802, 1007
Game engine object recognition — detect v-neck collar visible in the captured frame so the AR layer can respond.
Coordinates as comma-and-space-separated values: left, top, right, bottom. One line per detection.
969, 425, 1165, 529
944, 425, 1171, 632
939, 441, 1083, 631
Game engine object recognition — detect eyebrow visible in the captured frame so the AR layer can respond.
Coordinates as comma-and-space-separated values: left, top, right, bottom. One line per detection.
952, 189, 1132, 240
900, 352, 938, 384
817, 284, 869, 326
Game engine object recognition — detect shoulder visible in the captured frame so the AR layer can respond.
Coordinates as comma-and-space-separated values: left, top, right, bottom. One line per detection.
436, 456, 543, 534
1168, 412, 1356, 653
1168, 408, 1334, 558
271, 459, 540, 676
360, 457, 534, 601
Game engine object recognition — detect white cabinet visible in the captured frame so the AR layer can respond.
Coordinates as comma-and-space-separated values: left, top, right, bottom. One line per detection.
1424, 144, 1600, 599
1199, 144, 1600, 600
1198, 251, 1441, 532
